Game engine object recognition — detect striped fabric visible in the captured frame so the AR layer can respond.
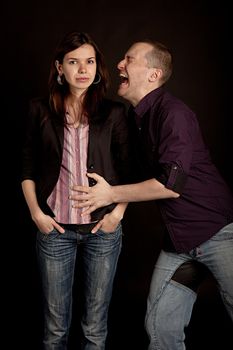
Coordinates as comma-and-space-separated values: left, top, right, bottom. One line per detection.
47, 123, 91, 224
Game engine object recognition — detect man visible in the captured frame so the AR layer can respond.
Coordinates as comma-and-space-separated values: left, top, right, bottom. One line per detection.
70, 40, 233, 349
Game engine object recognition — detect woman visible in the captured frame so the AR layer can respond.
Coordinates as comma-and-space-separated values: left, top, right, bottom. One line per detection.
21, 31, 129, 350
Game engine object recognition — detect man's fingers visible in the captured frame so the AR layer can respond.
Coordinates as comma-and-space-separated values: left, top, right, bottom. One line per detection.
72, 200, 91, 208
69, 194, 90, 201
71, 185, 90, 193
71, 173, 106, 195
86, 172, 103, 182
71, 199, 97, 213
81, 205, 97, 216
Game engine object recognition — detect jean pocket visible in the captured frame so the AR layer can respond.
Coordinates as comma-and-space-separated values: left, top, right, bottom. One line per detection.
98, 223, 122, 236
38, 228, 59, 240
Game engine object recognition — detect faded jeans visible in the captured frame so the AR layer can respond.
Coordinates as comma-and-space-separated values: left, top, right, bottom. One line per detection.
36, 223, 122, 350
145, 222, 233, 350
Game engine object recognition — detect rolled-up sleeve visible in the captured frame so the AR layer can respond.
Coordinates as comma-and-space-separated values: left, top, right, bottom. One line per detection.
155, 107, 195, 194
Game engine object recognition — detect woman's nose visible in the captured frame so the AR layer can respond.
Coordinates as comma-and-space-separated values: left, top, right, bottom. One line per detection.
79, 65, 86, 73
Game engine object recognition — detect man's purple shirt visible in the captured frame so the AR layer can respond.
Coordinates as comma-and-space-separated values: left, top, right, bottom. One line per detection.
130, 86, 233, 253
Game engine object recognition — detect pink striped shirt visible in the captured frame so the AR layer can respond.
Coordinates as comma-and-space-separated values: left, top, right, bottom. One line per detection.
47, 123, 92, 224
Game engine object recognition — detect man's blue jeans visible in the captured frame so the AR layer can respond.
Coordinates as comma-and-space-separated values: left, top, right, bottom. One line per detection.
36, 223, 122, 350
145, 222, 233, 350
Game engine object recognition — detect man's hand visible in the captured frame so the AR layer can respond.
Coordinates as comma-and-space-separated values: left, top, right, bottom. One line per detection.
69, 173, 114, 215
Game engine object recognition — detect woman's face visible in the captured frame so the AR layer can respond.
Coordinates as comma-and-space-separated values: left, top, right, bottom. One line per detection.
56, 44, 97, 96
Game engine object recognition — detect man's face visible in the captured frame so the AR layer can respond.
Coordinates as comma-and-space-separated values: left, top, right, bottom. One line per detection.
117, 42, 154, 106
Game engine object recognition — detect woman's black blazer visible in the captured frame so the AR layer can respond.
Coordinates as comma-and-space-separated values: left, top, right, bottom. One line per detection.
21, 97, 130, 221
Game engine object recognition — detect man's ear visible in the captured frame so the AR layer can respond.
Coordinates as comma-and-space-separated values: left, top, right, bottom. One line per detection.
149, 68, 162, 82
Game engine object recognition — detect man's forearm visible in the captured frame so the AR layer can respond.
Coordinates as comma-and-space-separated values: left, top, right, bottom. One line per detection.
70, 174, 180, 215
111, 178, 179, 203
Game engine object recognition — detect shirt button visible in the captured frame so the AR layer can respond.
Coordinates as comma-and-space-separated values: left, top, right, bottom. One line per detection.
89, 164, 94, 169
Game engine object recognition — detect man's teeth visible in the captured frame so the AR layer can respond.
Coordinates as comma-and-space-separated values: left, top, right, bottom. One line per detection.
120, 75, 128, 83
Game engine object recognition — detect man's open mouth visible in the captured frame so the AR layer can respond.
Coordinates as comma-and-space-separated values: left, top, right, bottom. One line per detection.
119, 73, 128, 84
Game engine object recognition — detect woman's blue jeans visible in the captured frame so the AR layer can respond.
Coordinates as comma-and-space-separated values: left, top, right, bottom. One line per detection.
36, 223, 122, 350
145, 222, 233, 350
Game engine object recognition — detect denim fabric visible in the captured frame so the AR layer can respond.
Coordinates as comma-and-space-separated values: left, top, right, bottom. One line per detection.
145, 222, 233, 350
36, 223, 122, 350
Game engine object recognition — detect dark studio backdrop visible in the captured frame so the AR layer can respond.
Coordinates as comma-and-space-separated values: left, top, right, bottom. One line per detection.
3, 1, 232, 349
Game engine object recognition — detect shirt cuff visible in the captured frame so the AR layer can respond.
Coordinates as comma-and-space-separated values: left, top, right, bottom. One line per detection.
157, 163, 187, 194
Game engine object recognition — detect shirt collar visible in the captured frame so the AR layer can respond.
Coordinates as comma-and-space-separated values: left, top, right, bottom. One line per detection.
133, 85, 165, 118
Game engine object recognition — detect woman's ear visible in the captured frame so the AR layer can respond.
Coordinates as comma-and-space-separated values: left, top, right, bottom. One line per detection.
55, 60, 62, 74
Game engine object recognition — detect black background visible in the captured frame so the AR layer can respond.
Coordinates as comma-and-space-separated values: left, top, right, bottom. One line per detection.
3, 1, 232, 349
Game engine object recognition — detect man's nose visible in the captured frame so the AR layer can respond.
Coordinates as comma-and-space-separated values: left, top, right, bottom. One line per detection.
117, 59, 125, 70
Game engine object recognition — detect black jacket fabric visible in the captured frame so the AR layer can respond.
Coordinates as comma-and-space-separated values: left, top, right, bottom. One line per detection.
21, 97, 130, 221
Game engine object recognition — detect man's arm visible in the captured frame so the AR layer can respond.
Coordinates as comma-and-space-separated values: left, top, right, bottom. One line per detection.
70, 172, 180, 215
